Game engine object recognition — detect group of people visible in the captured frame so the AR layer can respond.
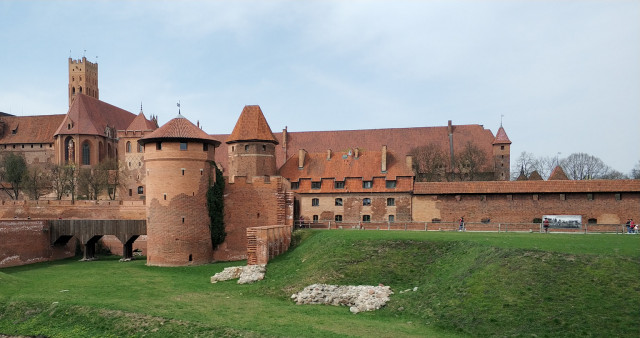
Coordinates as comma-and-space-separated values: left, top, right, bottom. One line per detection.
626, 219, 637, 234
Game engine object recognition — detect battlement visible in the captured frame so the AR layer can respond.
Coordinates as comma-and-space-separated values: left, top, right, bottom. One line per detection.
69, 57, 98, 68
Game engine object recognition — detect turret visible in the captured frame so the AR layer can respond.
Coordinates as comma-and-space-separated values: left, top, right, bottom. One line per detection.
226, 105, 279, 179
492, 125, 511, 181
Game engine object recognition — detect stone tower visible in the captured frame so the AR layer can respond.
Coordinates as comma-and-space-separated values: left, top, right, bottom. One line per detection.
226, 105, 279, 179
69, 57, 99, 107
139, 113, 221, 266
492, 125, 511, 181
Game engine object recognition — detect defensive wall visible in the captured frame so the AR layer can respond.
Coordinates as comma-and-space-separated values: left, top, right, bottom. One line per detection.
213, 175, 294, 261
412, 180, 640, 224
0, 220, 75, 268
246, 224, 292, 265
0, 199, 146, 220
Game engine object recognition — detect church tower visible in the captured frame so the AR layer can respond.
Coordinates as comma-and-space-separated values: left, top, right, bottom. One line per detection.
226, 105, 279, 179
69, 57, 99, 107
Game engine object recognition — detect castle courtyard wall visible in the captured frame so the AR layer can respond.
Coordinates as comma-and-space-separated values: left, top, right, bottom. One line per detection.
0, 220, 76, 268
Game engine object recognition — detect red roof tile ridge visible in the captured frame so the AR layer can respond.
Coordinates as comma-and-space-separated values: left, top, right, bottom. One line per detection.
492, 126, 511, 144
139, 114, 220, 145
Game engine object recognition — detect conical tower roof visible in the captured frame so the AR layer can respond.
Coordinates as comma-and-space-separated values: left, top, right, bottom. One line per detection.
548, 165, 569, 180
492, 126, 511, 145
127, 110, 157, 131
226, 105, 278, 145
139, 113, 220, 146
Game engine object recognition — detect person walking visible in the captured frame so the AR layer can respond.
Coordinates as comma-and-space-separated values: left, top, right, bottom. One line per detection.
543, 218, 550, 233
459, 217, 465, 232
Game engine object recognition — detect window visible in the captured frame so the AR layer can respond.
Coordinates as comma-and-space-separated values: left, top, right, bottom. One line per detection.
128, 189, 132, 197
180, 142, 188, 150
137, 186, 144, 194
363, 198, 371, 206
615, 193, 621, 201
82, 142, 90, 165
588, 218, 597, 224
203, 143, 208, 151
262, 145, 267, 151
126, 141, 131, 153
387, 198, 395, 206
362, 215, 371, 222
335, 198, 343, 206
313, 215, 319, 223
335, 215, 343, 222
587, 193, 594, 201
501, 145, 505, 150
244, 145, 249, 152
388, 215, 395, 222
156, 142, 162, 150
291, 182, 299, 190
181, 169, 185, 176
311, 181, 321, 189
312, 198, 319, 206
363, 181, 373, 189
334, 181, 345, 189
386, 180, 396, 188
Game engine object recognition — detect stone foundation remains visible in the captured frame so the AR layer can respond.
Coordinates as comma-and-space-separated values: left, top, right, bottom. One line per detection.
291, 284, 394, 314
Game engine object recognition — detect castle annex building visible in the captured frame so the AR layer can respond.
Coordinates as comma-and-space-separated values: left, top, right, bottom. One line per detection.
1, 57, 639, 268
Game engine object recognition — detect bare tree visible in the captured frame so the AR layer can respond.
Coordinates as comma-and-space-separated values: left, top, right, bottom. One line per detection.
600, 170, 628, 180
50, 164, 75, 200
409, 144, 447, 182
512, 151, 537, 180
99, 158, 123, 200
455, 141, 489, 181
23, 165, 52, 200
632, 160, 640, 179
560, 153, 611, 180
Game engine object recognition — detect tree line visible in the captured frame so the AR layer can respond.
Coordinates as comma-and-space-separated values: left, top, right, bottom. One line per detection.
513, 152, 640, 180
0, 153, 123, 201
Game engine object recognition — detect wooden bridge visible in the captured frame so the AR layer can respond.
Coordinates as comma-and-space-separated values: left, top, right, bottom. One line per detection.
49, 219, 146, 260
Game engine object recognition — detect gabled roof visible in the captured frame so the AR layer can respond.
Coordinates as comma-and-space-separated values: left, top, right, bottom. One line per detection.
0, 114, 66, 144
548, 166, 569, 180
125, 111, 157, 131
278, 149, 414, 181
139, 114, 220, 146
529, 171, 543, 180
492, 126, 511, 145
55, 94, 136, 137
414, 179, 640, 194
213, 123, 499, 172
226, 105, 278, 144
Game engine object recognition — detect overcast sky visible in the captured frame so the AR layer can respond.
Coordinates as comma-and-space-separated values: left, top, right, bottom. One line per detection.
0, 1, 638, 174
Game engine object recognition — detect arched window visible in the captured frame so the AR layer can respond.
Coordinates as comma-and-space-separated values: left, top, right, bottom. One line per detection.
72, 87, 76, 94
137, 143, 143, 153
78, 86, 83, 93
244, 144, 249, 152
82, 141, 91, 165
126, 141, 132, 153
64, 137, 75, 164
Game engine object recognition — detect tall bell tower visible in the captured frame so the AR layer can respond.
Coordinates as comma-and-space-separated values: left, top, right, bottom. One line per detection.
68, 57, 99, 107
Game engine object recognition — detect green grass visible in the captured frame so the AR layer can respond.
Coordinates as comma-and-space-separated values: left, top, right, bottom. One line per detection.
1, 230, 639, 337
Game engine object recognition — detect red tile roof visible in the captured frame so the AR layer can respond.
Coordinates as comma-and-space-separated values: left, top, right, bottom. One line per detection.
213, 123, 499, 173
0, 114, 65, 144
139, 114, 220, 146
125, 111, 157, 131
413, 179, 640, 194
548, 166, 569, 180
492, 126, 511, 144
54, 94, 136, 137
279, 148, 414, 181
226, 105, 278, 144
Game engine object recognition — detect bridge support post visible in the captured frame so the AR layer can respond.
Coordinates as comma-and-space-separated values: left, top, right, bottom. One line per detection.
82, 235, 103, 261
122, 235, 140, 260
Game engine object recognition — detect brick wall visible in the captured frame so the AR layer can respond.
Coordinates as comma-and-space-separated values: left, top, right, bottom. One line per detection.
0, 220, 75, 268
412, 192, 640, 224
0, 200, 146, 220
246, 224, 292, 265
214, 175, 293, 261
299, 192, 412, 223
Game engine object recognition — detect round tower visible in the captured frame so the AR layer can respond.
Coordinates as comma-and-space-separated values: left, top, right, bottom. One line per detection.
226, 105, 279, 178
139, 113, 220, 266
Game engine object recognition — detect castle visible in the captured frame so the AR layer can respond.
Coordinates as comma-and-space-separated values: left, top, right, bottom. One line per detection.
1, 57, 638, 267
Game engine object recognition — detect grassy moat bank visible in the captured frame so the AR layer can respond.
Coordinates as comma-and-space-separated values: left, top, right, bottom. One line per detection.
1, 231, 638, 337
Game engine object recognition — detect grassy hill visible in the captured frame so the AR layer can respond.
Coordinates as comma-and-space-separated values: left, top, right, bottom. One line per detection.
1, 230, 638, 337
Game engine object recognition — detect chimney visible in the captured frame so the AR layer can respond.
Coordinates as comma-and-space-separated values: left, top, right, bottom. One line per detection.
381, 145, 387, 173
282, 127, 288, 159
448, 120, 454, 170
298, 149, 306, 169
354, 147, 359, 159
447, 120, 452, 135
406, 155, 414, 171
327, 149, 331, 161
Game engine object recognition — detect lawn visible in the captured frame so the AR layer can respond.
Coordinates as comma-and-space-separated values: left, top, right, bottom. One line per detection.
1, 230, 638, 337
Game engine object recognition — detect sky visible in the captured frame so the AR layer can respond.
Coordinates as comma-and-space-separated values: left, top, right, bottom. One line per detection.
0, 0, 638, 174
